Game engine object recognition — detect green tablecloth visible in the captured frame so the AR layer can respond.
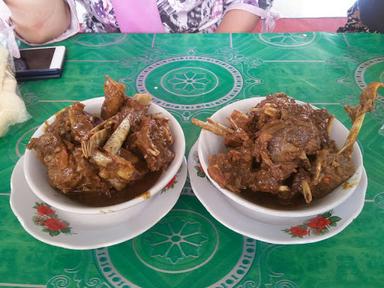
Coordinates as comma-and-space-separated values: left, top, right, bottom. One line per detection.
1, 32, 384, 287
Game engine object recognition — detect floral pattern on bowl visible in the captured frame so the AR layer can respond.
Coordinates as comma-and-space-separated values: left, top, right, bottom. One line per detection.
283, 211, 341, 238
193, 151, 206, 178
188, 141, 366, 245
11, 157, 188, 249
161, 175, 178, 193
32, 202, 72, 237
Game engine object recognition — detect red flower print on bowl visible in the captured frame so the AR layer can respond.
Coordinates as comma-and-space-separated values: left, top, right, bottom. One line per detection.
193, 151, 206, 178
43, 218, 68, 231
35, 203, 55, 216
166, 175, 177, 189
161, 175, 177, 193
307, 216, 331, 233
283, 211, 341, 238
195, 164, 206, 178
284, 225, 310, 238
32, 202, 72, 237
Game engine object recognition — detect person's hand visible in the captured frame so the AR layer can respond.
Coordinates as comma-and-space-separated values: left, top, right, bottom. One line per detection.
5, 0, 71, 43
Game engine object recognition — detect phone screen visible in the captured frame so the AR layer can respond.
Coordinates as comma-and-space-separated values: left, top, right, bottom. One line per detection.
15, 48, 55, 71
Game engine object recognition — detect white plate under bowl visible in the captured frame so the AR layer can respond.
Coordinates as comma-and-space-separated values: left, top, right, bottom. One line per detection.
189, 142, 366, 245
197, 97, 363, 219
10, 156, 187, 250
23, 97, 186, 215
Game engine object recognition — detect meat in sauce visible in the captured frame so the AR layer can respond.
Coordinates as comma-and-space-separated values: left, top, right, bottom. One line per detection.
27, 76, 175, 206
192, 82, 383, 207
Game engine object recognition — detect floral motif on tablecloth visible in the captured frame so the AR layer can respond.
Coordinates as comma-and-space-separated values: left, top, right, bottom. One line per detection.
283, 211, 341, 238
145, 220, 208, 263
32, 202, 72, 237
167, 71, 211, 93
193, 151, 206, 178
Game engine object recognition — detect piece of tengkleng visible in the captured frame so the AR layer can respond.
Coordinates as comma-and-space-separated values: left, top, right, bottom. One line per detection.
28, 77, 175, 199
192, 82, 383, 205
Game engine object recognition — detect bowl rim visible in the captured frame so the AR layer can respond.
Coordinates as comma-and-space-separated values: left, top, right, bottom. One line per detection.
23, 97, 185, 214
197, 96, 363, 218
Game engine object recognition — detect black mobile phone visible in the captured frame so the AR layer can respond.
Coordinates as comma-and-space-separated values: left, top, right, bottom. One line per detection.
14, 46, 66, 81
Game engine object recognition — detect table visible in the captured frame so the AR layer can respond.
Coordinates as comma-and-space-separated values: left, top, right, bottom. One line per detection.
1, 32, 384, 287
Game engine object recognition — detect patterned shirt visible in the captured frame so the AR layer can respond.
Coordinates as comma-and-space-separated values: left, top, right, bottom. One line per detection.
337, 1, 382, 33
75, 0, 274, 33
0, 0, 276, 45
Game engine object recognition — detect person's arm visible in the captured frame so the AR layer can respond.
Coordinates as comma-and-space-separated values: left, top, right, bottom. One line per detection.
5, 0, 71, 44
216, 9, 260, 33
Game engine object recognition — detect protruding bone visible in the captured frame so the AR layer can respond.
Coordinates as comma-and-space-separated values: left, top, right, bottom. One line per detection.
339, 82, 384, 155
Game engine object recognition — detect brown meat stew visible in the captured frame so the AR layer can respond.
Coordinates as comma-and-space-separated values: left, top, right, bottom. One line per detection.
193, 83, 384, 208
28, 77, 175, 207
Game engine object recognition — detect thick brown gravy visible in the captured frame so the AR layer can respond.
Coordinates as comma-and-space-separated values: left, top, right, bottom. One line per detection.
240, 189, 308, 210
65, 171, 162, 207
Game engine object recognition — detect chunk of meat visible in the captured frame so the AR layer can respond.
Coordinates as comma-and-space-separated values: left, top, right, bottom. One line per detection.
248, 168, 282, 194
68, 102, 95, 143
128, 116, 174, 171
101, 76, 126, 119
70, 148, 111, 193
266, 119, 321, 162
46, 108, 71, 137
28, 133, 109, 193
116, 97, 149, 132
119, 148, 149, 177
28, 133, 78, 192
91, 150, 142, 191
208, 148, 253, 193
248, 94, 332, 143
224, 128, 250, 147
311, 148, 355, 198
209, 149, 295, 197
228, 110, 251, 132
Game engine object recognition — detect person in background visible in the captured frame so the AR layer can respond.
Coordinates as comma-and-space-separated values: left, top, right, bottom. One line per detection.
3, 0, 276, 45
338, 0, 384, 33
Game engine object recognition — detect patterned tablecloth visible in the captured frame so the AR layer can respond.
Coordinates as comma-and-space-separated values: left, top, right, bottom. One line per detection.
1, 32, 384, 287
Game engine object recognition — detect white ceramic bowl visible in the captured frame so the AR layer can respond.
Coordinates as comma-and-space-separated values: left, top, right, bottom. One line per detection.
24, 97, 185, 215
198, 97, 363, 223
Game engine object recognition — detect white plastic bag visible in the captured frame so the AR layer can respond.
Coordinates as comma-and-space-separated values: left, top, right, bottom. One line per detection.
0, 3, 30, 137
